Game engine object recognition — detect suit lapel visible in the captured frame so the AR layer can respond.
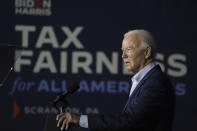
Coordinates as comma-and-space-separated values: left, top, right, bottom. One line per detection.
122, 65, 161, 113
130, 65, 160, 98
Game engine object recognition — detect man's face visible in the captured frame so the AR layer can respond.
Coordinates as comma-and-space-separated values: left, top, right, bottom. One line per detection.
121, 34, 147, 74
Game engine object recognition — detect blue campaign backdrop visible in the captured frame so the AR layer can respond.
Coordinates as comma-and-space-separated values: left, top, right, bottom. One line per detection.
0, 1, 196, 131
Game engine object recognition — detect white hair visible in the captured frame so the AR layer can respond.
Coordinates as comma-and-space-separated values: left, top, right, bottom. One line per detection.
124, 29, 156, 58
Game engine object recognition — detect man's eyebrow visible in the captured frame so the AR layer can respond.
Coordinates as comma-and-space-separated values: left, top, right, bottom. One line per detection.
121, 47, 133, 50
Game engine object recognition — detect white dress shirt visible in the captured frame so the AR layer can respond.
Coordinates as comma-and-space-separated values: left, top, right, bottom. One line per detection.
129, 62, 156, 96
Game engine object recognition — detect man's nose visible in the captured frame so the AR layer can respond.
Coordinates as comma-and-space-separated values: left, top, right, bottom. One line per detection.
122, 51, 127, 58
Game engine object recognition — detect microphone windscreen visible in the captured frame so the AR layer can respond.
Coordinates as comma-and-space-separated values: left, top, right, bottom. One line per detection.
67, 82, 80, 94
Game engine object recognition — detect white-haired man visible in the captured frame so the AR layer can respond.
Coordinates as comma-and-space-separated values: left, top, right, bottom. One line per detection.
56, 29, 175, 131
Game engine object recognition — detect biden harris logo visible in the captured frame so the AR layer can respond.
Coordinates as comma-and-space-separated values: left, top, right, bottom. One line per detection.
15, 0, 52, 16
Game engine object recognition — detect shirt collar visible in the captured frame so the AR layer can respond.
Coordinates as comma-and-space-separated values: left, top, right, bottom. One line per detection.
131, 62, 156, 83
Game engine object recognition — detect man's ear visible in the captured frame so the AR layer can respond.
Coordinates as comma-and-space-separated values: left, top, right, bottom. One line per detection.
145, 47, 152, 59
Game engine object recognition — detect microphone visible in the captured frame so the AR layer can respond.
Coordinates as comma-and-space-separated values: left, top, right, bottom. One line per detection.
52, 82, 80, 104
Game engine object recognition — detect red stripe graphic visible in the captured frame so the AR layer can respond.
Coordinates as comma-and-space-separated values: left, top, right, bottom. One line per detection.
35, 0, 42, 8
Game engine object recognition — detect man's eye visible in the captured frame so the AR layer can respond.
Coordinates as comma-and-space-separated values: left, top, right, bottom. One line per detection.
127, 48, 132, 51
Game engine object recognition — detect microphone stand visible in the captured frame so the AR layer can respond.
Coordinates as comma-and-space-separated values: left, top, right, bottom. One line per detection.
52, 95, 70, 114
44, 95, 70, 131
51, 82, 79, 114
